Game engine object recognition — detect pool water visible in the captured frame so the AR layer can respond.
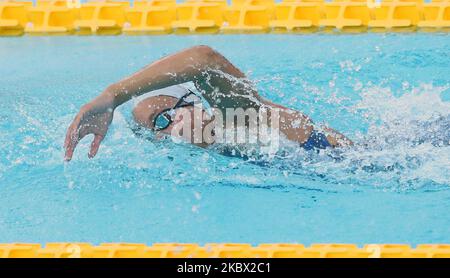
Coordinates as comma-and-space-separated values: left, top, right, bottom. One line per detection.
0, 34, 449, 245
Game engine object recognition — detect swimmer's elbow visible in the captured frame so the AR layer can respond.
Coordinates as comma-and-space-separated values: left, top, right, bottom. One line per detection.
189, 45, 223, 64
191, 45, 216, 57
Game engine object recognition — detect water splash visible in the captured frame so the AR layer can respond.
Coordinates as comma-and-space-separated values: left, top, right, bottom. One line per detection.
256, 83, 450, 191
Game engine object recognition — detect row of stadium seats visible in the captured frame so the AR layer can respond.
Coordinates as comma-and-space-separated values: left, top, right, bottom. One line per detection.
1, 243, 450, 258
0, 0, 449, 35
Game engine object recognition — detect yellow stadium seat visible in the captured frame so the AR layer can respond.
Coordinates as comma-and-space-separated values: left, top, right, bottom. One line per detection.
231, 0, 276, 21
253, 243, 305, 258
319, 1, 372, 32
152, 242, 200, 247
305, 243, 364, 258
311, 243, 370, 258
25, 5, 77, 35
364, 244, 412, 258
186, 0, 228, 10
124, 1, 175, 34
269, 2, 321, 33
202, 243, 253, 258
245, 247, 272, 258
0, 243, 41, 258
365, 244, 430, 258
417, 244, 450, 249
75, 0, 130, 8
134, 0, 176, 9
132, 1, 177, 12
222, 1, 272, 33
166, 246, 202, 258
36, 0, 73, 7
295, 249, 323, 258
214, 247, 253, 258
416, 244, 450, 258
325, 250, 371, 258
37, 243, 93, 258
232, 0, 276, 13
4, 0, 33, 8
148, 243, 203, 258
74, 1, 125, 35
108, 1, 131, 8
205, 243, 253, 248
172, 1, 224, 34
190, 249, 215, 258
368, 0, 421, 31
0, 2, 27, 36
418, 1, 450, 31
310, 243, 359, 249
140, 247, 167, 257
258, 243, 305, 248
90, 243, 147, 258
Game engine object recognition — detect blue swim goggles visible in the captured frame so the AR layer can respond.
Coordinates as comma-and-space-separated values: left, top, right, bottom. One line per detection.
152, 90, 196, 131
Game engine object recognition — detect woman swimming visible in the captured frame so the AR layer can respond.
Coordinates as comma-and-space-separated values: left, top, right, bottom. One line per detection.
64, 45, 353, 161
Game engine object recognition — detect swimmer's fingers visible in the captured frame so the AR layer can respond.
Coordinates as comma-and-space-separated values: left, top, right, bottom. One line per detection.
64, 129, 79, 161
88, 134, 104, 159
64, 117, 82, 161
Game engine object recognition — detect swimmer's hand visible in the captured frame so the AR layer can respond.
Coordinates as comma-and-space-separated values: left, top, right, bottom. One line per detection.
64, 95, 114, 161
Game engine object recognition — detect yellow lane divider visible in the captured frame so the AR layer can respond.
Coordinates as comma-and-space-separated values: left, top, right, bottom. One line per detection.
1, 243, 450, 258
1, 0, 450, 36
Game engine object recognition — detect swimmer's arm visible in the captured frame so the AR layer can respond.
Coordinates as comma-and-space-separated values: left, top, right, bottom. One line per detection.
101, 45, 257, 110
65, 45, 254, 160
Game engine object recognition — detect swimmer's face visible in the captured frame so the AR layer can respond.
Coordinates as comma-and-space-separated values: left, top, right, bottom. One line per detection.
132, 95, 214, 145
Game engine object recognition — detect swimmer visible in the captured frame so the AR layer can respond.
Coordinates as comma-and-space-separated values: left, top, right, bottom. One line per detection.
64, 45, 353, 161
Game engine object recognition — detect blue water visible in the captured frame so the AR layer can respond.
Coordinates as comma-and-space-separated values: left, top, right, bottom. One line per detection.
0, 34, 449, 245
